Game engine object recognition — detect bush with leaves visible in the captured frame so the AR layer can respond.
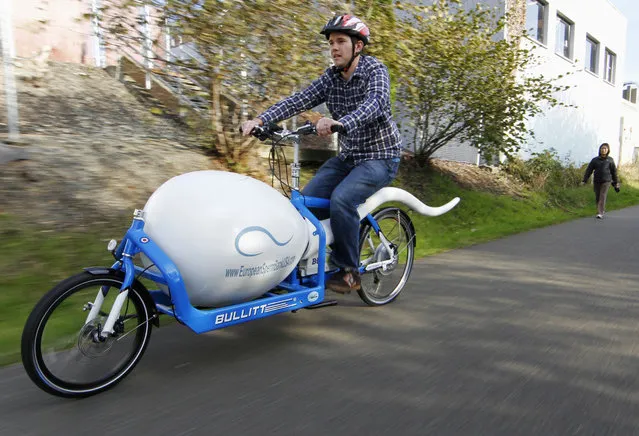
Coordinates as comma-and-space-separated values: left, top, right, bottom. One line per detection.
503, 149, 584, 191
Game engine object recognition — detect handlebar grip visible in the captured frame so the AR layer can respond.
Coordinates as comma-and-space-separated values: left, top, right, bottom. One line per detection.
239, 125, 261, 134
240, 123, 270, 136
240, 124, 268, 141
331, 124, 346, 134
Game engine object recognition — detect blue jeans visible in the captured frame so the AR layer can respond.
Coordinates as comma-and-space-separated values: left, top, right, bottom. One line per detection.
301, 156, 400, 270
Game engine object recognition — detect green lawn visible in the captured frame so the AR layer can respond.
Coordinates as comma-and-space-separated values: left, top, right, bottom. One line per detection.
3, 165, 639, 366
393, 168, 639, 258
0, 216, 124, 366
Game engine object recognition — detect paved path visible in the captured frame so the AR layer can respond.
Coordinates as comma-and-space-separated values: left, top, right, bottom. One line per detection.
2, 207, 639, 435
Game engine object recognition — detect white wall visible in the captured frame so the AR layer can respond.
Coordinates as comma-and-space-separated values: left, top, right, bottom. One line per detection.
432, 139, 480, 164
518, 0, 627, 165
620, 99, 639, 165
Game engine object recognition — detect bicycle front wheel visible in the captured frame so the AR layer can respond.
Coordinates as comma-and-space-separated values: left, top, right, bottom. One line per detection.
21, 271, 153, 398
358, 208, 416, 306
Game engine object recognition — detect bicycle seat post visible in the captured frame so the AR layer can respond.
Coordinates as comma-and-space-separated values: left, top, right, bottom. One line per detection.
291, 134, 301, 190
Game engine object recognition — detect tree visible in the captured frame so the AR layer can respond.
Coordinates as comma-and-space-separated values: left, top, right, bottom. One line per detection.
95, 0, 344, 170
394, 0, 571, 165
353, 0, 401, 103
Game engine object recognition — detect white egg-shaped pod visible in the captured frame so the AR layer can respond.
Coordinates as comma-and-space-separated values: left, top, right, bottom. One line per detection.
140, 170, 309, 307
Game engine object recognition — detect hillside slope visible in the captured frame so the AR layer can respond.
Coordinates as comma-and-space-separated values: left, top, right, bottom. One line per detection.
0, 61, 223, 228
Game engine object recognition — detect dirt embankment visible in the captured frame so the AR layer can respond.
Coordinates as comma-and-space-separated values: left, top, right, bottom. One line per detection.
0, 61, 226, 229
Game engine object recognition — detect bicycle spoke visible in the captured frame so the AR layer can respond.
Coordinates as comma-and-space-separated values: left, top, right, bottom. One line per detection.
358, 210, 415, 305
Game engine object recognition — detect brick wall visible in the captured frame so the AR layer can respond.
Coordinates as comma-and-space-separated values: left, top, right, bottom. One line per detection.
10, 0, 163, 67
12, 0, 93, 63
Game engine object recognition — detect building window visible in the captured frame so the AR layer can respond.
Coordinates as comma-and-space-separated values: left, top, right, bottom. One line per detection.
585, 35, 599, 74
623, 83, 637, 104
604, 49, 616, 84
526, 0, 547, 44
555, 14, 574, 59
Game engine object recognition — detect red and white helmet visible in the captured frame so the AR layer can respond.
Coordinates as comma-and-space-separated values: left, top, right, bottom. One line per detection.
320, 14, 370, 46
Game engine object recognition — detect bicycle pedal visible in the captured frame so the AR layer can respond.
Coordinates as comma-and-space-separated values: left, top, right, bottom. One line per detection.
304, 299, 338, 310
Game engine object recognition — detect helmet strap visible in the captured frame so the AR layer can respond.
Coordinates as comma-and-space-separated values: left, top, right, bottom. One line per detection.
340, 37, 361, 73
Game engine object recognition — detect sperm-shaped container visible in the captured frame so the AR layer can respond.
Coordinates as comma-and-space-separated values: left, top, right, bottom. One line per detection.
141, 170, 309, 307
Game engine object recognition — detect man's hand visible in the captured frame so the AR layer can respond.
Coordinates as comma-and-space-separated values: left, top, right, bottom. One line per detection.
316, 117, 343, 137
614, 183, 620, 193
241, 118, 263, 136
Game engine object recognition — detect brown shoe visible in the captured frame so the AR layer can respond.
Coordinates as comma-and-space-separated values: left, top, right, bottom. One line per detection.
326, 270, 361, 294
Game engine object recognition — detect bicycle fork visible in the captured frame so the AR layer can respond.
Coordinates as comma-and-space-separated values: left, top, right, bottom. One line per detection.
363, 209, 417, 274
362, 210, 402, 273
84, 247, 137, 338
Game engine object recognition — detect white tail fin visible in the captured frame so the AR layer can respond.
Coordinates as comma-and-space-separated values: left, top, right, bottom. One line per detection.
301, 188, 460, 260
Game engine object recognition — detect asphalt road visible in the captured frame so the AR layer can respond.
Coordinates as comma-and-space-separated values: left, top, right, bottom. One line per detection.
2, 206, 639, 435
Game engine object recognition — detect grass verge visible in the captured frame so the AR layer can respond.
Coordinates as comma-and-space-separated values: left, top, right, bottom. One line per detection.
2, 164, 639, 366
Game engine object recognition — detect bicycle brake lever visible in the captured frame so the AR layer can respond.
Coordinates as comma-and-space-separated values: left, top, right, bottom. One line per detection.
296, 122, 316, 135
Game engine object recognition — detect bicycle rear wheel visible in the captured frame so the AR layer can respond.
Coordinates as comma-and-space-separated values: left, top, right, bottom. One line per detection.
358, 208, 415, 306
21, 271, 153, 398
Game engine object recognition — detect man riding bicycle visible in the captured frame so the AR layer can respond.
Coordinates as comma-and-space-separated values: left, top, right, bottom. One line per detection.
241, 14, 402, 294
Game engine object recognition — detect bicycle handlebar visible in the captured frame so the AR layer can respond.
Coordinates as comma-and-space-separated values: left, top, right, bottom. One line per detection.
240, 122, 346, 141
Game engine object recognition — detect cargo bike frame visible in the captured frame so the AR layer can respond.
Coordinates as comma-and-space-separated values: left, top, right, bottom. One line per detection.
21, 122, 458, 398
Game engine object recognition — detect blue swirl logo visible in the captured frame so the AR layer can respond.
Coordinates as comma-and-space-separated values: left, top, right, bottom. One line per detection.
235, 226, 293, 257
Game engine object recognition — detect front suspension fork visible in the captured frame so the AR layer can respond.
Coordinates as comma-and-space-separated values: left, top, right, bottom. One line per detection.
84, 255, 135, 338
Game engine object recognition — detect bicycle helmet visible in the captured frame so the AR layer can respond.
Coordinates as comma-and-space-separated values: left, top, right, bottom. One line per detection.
320, 14, 370, 45
320, 15, 370, 72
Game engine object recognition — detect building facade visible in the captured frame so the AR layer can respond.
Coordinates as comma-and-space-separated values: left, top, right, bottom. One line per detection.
621, 82, 639, 164
519, 0, 627, 165
4, 0, 166, 68
417, 0, 631, 166
8, 0, 97, 64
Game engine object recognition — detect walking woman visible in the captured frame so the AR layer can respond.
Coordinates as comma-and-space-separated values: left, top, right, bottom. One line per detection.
582, 143, 620, 219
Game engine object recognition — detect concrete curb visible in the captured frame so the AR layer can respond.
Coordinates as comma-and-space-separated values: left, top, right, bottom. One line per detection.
0, 142, 29, 164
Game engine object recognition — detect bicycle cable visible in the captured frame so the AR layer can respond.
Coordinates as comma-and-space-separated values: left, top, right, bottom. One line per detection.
134, 262, 185, 326
267, 134, 296, 198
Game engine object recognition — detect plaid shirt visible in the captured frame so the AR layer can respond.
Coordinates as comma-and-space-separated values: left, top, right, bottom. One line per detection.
258, 55, 402, 164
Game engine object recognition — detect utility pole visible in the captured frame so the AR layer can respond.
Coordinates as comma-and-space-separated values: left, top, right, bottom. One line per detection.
91, 0, 106, 67
0, 0, 21, 142
142, 3, 152, 90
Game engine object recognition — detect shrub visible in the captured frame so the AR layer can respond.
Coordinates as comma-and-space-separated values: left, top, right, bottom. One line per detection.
502, 148, 584, 191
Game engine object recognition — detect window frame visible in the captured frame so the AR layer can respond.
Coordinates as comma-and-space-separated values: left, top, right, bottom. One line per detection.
623, 84, 637, 104
555, 13, 574, 60
525, 0, 548, 45
584, 34, 600, 75
604, 48, 617, 85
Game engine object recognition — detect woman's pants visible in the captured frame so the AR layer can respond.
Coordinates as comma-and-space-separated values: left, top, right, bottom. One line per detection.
594, 181, 611, 215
